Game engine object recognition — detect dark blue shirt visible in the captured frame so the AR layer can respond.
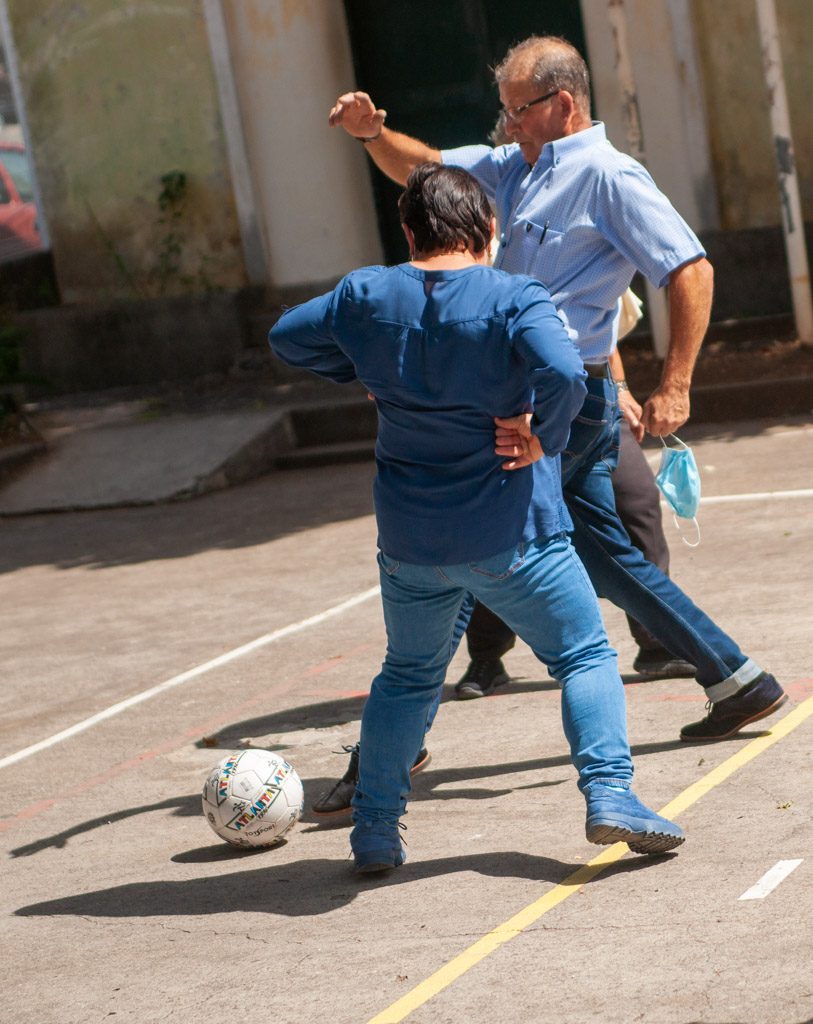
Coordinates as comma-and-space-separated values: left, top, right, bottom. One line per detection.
270, 263, 587, 564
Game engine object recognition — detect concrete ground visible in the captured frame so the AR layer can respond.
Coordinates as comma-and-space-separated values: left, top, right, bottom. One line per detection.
1, 415, 812, 1024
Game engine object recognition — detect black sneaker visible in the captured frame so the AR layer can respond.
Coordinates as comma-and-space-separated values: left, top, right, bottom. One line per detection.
680, 672, 788, 743
454, 658, 511, 700
633, 646, 696, 680
311, 743, 431, 817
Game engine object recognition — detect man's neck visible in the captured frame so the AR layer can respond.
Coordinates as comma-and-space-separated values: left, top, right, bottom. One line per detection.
410, 250, 485, 270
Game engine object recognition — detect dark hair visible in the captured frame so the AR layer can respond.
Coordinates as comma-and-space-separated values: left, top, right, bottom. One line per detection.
495, 36, 591, 117
398, 163, 492, 256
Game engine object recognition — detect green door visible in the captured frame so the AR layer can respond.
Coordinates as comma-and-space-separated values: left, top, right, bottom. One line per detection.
343, 0, 588, 262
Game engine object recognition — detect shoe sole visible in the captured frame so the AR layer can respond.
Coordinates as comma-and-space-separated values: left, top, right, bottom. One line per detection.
586, 822, 685, 855
312, 752, 432, 817
680, 692, 789, 743
354, 860, 403, 874
454, 677, 510, 700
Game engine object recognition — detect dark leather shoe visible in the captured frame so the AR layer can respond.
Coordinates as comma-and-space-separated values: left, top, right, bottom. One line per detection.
311, 744, 431, 817
680, 672, 788, 742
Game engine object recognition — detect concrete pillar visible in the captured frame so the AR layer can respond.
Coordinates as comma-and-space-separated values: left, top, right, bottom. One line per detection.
221, 0, 383, 288
581, 0, 719, 231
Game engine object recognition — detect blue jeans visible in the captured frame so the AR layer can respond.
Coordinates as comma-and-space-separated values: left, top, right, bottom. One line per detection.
352, 533, 632, 827
561, 373, 760, 700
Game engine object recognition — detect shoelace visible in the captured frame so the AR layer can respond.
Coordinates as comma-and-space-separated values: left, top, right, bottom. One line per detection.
347, 819, 407, 860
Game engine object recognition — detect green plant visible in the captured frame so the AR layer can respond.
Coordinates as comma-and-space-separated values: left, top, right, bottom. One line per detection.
154, 170, 188, 294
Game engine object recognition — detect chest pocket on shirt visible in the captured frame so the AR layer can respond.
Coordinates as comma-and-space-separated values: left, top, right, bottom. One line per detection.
516, 220, 564, 289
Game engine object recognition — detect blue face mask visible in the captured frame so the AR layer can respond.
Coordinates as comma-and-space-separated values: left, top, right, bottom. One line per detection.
655, 435, 701, 546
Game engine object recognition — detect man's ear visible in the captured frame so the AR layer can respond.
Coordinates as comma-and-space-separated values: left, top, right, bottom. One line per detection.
557, 90, 582, 133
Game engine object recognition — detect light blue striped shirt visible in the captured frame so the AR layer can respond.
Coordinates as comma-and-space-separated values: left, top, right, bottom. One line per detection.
442, 123, 705, 363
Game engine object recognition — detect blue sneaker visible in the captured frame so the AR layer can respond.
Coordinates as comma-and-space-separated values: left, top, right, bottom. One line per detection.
584, 780, 685, 855
350, 820, 407, 873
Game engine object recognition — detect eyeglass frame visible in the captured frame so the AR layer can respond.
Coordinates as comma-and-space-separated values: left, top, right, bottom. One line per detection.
500, 89, 560, 121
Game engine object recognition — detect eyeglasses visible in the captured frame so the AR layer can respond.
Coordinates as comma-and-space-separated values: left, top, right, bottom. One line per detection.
501, 89, 560, 121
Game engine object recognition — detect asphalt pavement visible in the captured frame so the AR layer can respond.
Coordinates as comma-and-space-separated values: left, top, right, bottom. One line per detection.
1, 391, 812, 1022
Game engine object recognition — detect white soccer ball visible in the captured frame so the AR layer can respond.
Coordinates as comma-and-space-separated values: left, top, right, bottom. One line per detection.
202, 749, 304, 848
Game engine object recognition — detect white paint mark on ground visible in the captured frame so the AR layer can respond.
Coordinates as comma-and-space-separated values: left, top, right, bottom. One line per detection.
738, 859, 804, 900
0, 585, 381, 772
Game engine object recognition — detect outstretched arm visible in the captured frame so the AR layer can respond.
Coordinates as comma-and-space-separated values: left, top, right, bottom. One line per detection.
641, 256, 713, 436
329, 91, 440, 186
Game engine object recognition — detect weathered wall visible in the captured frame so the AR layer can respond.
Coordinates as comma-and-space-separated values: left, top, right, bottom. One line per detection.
692, 0, 813, 230
7, 0, 246, 303
583, 0, 719, 231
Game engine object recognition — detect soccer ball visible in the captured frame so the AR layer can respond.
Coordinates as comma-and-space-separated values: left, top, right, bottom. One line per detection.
202, 749, 304, 848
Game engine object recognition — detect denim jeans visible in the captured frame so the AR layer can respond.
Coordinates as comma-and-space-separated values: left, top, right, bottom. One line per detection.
352, 533, 632, 827
561, 373, 760, 699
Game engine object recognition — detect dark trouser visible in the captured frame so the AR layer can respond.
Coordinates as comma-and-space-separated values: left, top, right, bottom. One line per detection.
466, 416, 668, 661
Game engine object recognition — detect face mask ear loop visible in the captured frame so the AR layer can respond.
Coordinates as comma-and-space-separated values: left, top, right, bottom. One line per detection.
672, 513, 701, 548
663, 433, 689, 451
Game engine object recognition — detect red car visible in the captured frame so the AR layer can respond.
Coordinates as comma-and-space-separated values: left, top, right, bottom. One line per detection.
0, 141, 43, 262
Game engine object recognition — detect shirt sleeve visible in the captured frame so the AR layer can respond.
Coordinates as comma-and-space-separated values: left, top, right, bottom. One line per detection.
441, 144, 512, 203
268, 283, 357, 384
597, 163, 706, 288
507, 279, 588, 456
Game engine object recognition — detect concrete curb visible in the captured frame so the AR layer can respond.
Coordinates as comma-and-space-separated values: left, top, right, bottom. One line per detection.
0, 376, 810, 515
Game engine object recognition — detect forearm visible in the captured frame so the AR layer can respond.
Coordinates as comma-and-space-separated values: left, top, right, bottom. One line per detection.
608, 348, 625, 383
641, 256, 713, 435
363, 127, 440, 186
661, 257, 714, 392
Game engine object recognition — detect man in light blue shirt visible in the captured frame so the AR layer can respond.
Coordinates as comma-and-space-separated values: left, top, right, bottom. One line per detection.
328, 34, 786, 743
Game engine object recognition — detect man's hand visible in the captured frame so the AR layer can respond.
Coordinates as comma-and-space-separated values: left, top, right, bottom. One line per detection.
328, 91, 387, 139
640, 383, 690, 437
494, 414, 544, 470
617, 386, 645, 442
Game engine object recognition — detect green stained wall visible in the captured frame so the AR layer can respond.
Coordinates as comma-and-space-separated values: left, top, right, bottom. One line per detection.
692, 0, 813, 231
7, 0, 246, 302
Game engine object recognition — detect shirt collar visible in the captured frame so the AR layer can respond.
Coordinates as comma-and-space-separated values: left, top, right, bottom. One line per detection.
537, 121, 606, 169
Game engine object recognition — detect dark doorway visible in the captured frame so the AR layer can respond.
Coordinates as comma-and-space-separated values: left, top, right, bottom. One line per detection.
343, 0, 588, 263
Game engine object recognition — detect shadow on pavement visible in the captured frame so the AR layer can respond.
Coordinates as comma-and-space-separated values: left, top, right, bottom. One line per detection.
0, 460, 376, 574
196, 678, 561, 744
14, 847, 667, 919
9, 738, 689, 858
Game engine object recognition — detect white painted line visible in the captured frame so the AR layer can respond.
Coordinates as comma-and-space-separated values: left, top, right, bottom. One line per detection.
645, 483, 813, 503
700, 489, 813, 505
738, 859, 804, 900
0, 585, 381, 772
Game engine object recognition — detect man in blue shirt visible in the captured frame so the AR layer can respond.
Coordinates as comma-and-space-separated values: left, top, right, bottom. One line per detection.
328, 34, 786, 744
271, 163, 684, 871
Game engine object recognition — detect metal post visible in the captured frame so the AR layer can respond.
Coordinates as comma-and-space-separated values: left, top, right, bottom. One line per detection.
606, 0, 670, 358
755, 0, 813, 344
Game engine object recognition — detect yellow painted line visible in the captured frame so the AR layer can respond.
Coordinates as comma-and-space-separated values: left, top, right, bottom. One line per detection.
367, 694, 813, 1024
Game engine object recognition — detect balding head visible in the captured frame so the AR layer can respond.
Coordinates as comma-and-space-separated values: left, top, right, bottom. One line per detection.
495, 36, 592, 121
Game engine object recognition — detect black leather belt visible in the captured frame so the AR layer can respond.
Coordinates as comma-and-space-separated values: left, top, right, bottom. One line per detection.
584, 362, 611, 379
